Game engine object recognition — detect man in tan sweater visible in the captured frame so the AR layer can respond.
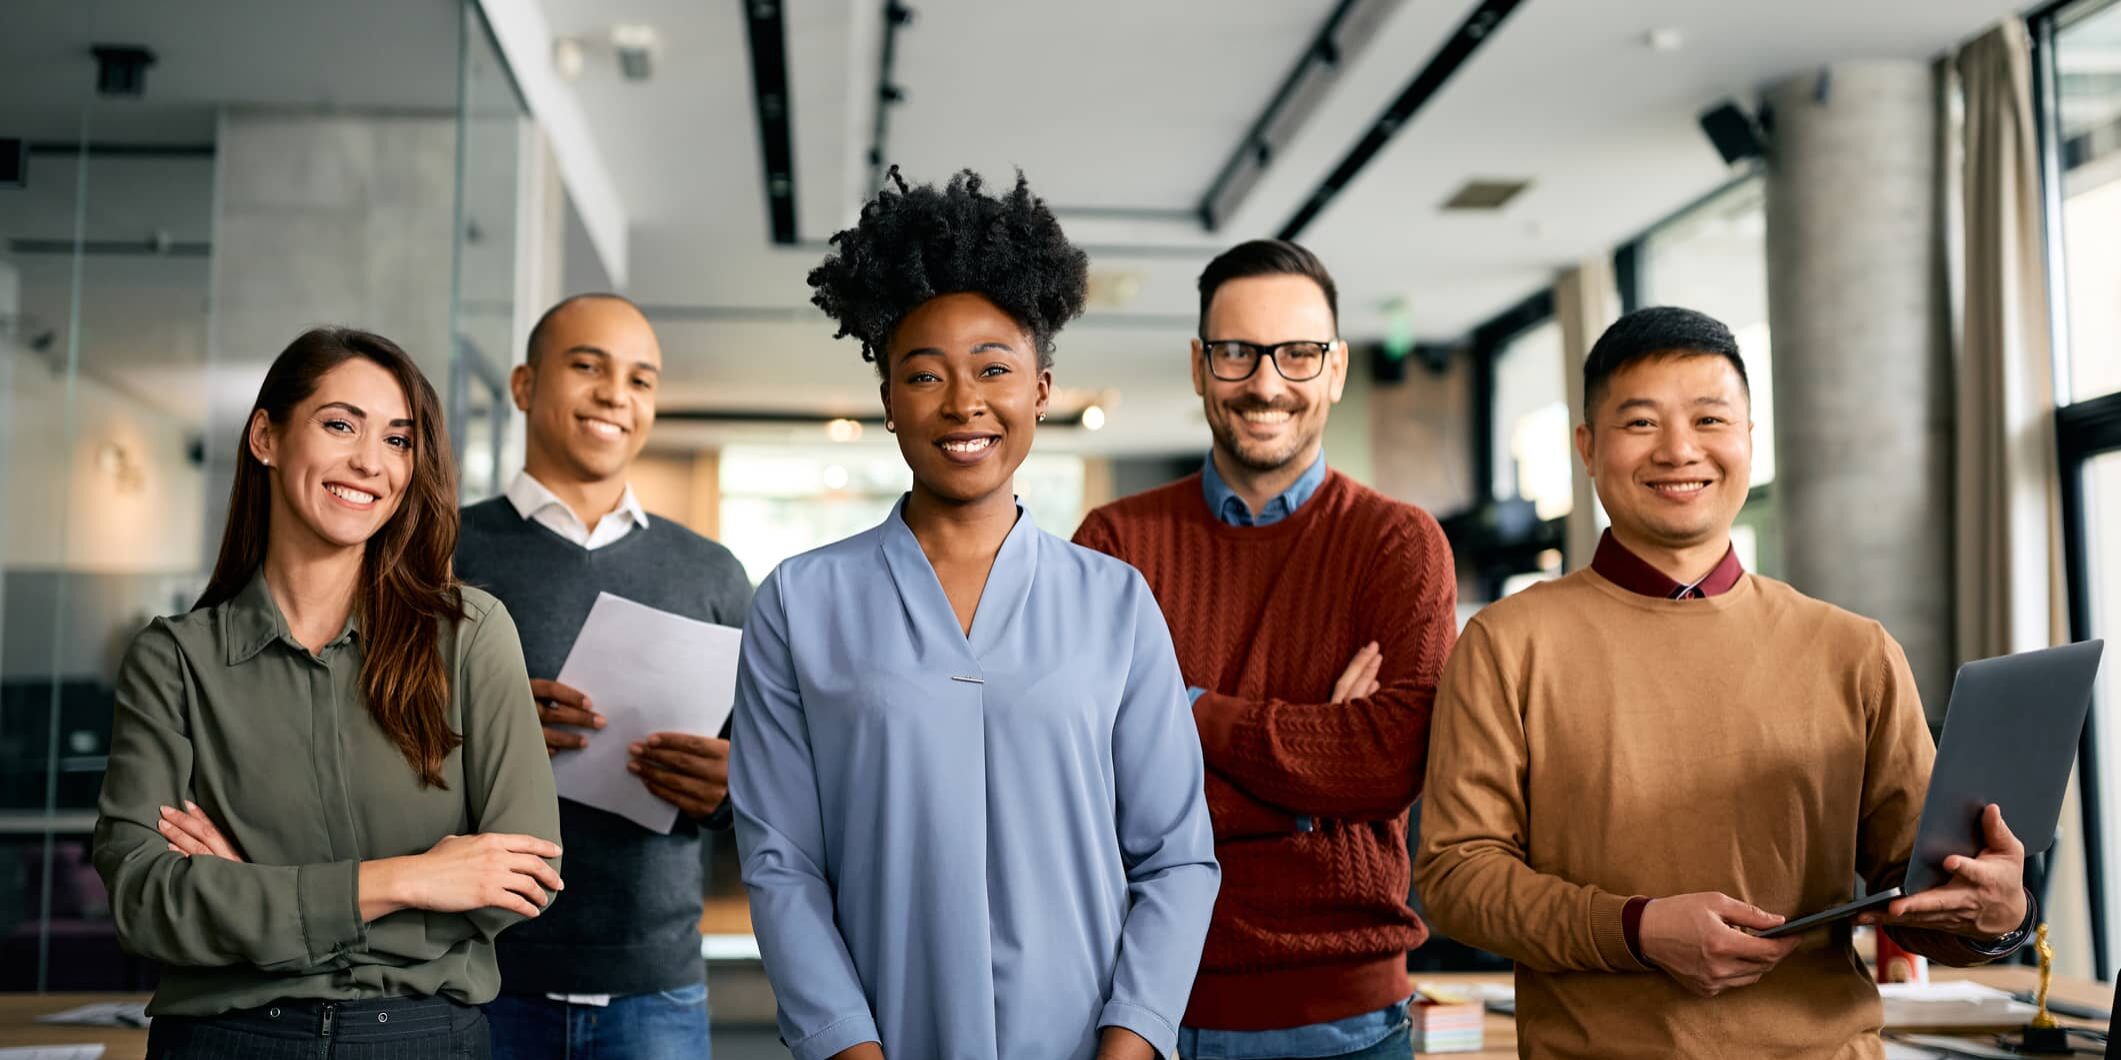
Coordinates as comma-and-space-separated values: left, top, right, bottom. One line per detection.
1414, 307, 2036, 1059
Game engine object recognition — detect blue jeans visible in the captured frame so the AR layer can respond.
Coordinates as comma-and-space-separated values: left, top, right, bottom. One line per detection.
484, 982, 709, 1060
1179, 1002, 1411, 1059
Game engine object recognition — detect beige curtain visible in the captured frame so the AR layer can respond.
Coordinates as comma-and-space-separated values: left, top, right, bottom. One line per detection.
1553, 259, 1617, 570
1952, 19, 2065, 665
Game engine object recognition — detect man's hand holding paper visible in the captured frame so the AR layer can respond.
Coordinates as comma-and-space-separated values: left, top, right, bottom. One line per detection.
629, 732, 731, 818
549, 593, 744, 833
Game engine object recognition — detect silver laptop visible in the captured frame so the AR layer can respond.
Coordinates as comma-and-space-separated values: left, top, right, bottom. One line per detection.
1760, 639, 2104, 939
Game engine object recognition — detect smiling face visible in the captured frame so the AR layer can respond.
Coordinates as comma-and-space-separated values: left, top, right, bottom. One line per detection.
1574, 353, 1753, 557
248, 357, 416, 552
1192, 273, 1347, 474
512, 296, 662, 486
881, 292, 1051, 508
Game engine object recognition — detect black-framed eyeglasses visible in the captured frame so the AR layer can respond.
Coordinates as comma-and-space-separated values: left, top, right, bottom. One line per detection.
1199, 339, 1337, 382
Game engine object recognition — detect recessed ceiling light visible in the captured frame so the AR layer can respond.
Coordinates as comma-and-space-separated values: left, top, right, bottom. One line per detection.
1646, 27, 1684, 53
1081, 405, 1107, 432
552, 36, 585, 81
1085, 269, 1144, 311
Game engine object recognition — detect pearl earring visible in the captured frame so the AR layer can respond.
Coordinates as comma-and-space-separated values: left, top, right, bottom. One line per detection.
885, 420, 895, 432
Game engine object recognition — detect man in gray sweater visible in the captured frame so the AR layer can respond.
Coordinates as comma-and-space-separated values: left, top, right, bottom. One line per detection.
458, 293, 753, 1059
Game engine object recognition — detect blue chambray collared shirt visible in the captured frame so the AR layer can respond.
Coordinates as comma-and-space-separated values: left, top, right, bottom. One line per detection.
1199, 450, 1327, 527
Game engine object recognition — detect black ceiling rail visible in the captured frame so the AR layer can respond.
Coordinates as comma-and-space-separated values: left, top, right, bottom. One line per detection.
639, 303, 812, 323
742, 0, 799, 244
1072, 242, 1221, 261
7, 237, 210, 257
27, 141, 216, 158
639, 302, 1195, 327
1050, 205, 1202, 224
866, 1, 914, 193
661, 406, 1088, 427
1278, 0, 1528, 241
1197, 0, 1404, 231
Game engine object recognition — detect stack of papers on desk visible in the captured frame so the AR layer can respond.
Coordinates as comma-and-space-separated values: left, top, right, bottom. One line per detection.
34, 1001, 147, 1028
1455, 980, 1515, 1016
1878, 980, 2035, 1029
1409, 985, 1484, 1054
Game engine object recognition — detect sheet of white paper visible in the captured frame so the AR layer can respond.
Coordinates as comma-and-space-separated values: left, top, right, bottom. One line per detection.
34, 1001, 148, 1027
550, 593, 743, 834
0, 1047, 107, 1060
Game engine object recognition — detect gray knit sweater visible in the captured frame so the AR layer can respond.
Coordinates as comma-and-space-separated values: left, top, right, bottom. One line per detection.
455, 497, 753, 996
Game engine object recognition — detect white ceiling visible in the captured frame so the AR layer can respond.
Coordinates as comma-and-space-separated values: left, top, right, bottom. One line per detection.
532, 0, 2028, 454
0, 0, 463, 143
0, 0, 2042, 455
0, 0, 468, 426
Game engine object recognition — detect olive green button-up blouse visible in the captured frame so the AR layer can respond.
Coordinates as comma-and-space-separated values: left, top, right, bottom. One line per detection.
92, 569, 562, 1016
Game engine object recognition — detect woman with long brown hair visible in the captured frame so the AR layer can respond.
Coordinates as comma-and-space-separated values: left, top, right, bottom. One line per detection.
92, 328, 564, 1059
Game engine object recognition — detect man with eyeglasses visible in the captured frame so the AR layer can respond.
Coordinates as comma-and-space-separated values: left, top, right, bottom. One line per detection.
1074, 239, 1457, 1060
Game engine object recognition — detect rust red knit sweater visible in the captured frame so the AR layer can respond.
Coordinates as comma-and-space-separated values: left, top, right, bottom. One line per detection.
1073, 469, 1458, 1030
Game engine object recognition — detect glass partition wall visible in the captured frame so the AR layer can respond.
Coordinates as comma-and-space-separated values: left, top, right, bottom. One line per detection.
0, 0, 528, 991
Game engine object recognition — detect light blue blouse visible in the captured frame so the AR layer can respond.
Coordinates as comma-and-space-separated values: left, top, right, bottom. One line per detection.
730, 500, 1220, 1060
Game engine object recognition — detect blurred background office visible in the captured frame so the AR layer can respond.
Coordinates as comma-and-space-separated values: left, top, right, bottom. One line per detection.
1, 0, 2117, 1046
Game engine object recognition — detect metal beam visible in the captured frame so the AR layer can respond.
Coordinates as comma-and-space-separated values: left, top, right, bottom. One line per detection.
743, 0, 799, 244
1278, 0, 1528, 241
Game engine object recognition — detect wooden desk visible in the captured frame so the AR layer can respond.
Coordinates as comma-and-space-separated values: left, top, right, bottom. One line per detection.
1, 967, 2107, 1058
1410, 967, 2111, 1057
0, 992, 148, 1057
700, 893, 753, 936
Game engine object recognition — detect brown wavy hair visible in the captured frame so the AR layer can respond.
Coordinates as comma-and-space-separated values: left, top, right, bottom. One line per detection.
196, 328, 465, 787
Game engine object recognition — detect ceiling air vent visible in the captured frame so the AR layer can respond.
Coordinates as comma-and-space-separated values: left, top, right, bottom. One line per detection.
1440, 179, 1530, 211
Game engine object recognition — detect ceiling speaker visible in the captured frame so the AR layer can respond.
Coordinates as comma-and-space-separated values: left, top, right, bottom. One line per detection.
1698, 101, 1764, 165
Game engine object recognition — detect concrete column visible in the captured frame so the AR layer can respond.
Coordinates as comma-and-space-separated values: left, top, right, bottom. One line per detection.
1763, 62, 1955, 716
202, 109, 460, 564
1554, 257, 1617, 571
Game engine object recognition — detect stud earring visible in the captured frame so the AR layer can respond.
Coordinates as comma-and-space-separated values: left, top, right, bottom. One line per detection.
885, 420, 895, 432
1037, 412, 1046, 422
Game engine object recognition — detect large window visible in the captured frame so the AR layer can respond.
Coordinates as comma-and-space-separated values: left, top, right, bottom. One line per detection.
2046, 0, 2121, 980
717, 445, 1088, 585
1633, 174, 1780, 576
1638, 176, 1777, 488
2057, 0, 2121, 403
1490, 320, 1572, 522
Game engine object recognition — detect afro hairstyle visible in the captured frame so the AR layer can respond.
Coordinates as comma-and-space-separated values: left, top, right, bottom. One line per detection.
807, 167, 1089, 372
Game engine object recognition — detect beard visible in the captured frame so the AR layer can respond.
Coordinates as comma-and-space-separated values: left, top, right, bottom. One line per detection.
1209, 399, 1318, 473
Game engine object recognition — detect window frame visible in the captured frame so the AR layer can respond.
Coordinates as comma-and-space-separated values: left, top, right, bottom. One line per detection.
2034, 0, 2121, 980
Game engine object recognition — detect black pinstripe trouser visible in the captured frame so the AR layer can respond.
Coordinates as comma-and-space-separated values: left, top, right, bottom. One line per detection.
146, 996, 489, 1059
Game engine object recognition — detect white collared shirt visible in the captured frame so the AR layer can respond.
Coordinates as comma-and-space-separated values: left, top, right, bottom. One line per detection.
503, 470, 649, 551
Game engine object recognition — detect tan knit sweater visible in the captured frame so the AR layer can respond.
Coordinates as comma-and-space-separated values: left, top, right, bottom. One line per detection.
1415, 568, 1938, 1059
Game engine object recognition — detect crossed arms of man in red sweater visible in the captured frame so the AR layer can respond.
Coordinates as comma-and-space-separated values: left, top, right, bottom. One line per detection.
1080, 513, 1458, 834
